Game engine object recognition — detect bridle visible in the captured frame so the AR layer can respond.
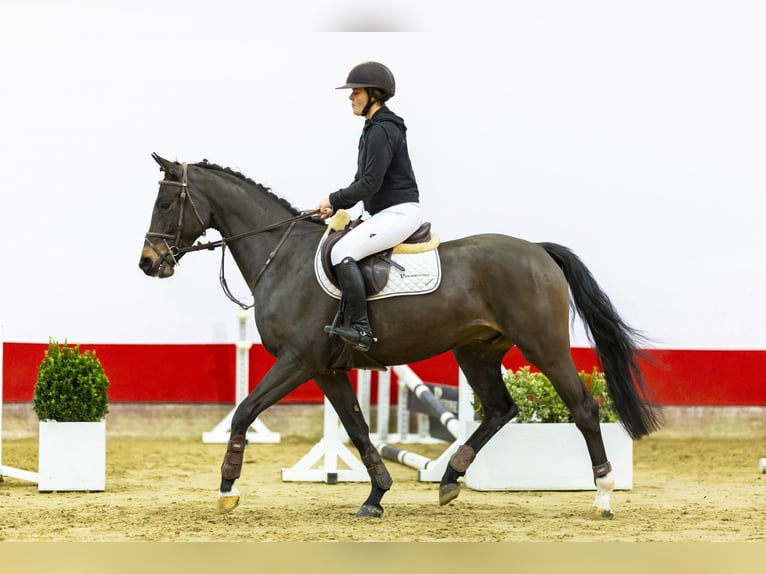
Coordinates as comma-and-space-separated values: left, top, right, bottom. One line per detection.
144, 162, 207, 268
144, 162, 319, 309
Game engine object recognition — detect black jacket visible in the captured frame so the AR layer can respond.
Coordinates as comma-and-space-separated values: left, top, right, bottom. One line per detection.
329, 106, 419, 215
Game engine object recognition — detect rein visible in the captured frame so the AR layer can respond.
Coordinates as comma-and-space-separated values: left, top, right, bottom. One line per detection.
176, 209, 319, 256
216, 211, 317, 310
144, 162, 319, 309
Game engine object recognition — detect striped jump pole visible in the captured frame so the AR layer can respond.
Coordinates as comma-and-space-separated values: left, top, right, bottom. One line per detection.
373, 441, 436, 472
391, 365, 460, 441
371, 365, 470, 480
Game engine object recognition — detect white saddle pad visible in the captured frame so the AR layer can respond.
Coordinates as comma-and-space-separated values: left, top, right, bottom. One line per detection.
314, 243, 442, 301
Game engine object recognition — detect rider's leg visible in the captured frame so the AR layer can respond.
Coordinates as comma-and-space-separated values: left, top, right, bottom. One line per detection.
327, 202, 423, 351
330, 202, 423, 266
328, 257, 376, 351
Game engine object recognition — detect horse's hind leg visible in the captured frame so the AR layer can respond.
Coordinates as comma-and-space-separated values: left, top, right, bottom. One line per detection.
440, 342, 518, 506
314, 373, 392, 518
527, 351, 615, 518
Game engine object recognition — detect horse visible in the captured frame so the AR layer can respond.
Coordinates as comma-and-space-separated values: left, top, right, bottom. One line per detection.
139, 153, 662, 519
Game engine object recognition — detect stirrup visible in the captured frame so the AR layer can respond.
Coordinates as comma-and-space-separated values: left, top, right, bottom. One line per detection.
324, 324, 377, 352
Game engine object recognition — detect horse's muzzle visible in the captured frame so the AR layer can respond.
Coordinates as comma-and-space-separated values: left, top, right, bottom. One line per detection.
139, 246, 175, 278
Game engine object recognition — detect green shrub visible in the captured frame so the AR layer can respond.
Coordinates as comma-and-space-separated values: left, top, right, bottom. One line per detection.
33, 339, 110, 422
474, 366, 617, 423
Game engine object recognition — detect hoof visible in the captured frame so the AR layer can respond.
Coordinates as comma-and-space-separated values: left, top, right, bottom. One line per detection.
356, 504, 383, 518
217, 494, 240, 515
439, 482, 461, 506
591, 505, 613, 520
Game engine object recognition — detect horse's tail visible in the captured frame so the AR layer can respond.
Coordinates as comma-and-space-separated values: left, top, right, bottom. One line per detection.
538, 241, 663, 439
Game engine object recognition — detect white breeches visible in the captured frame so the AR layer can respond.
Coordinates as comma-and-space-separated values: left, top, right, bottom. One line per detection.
330, 202, 423, 266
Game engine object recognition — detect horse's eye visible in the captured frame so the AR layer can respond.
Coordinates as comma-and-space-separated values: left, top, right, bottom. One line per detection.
157, 200, 172, 211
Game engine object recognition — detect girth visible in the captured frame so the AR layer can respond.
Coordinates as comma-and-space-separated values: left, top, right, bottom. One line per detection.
320, 219, 433, 297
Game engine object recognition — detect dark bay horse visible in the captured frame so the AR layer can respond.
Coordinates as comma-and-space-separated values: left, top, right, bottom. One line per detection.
139, 154, 662, 519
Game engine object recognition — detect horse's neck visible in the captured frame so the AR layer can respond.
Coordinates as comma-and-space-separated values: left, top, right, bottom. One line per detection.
209, 185, 319, 292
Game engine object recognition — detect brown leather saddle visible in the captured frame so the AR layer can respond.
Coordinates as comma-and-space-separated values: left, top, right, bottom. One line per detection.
320, 219, 433, 296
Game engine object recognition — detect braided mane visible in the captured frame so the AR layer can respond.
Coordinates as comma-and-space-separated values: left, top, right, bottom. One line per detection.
192, 159, 303, 216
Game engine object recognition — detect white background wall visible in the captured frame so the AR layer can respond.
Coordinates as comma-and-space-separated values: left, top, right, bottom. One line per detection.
1, 1, 764, 349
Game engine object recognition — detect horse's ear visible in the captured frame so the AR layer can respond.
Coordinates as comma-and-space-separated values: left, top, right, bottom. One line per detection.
151, 153, 184, 179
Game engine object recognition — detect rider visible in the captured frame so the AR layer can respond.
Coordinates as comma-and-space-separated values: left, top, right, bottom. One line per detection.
317, 61, 423, 352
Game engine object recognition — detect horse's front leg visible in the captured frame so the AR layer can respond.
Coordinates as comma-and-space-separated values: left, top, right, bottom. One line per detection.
217, 354, 310, 514
314, 373, 392, 518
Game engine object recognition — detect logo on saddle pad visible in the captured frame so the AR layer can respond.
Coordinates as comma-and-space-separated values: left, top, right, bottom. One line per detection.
314, 210, 442, 301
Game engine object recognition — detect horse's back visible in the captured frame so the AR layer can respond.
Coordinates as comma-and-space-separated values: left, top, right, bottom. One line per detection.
442, 232, 540, 251
437, 233, 570, 311
440, 233, 561, 275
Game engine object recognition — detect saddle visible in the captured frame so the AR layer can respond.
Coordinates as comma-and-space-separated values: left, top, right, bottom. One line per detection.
320, 217, 434, 297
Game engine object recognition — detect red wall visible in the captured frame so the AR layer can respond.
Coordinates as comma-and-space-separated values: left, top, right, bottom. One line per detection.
3, 342, 766, 406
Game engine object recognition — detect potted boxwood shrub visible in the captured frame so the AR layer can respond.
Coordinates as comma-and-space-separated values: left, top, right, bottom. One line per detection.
33, 339, 109, 491
465, 366, 633, 491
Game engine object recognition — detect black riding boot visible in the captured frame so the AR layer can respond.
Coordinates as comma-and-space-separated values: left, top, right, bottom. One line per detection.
327, 257, 376, 352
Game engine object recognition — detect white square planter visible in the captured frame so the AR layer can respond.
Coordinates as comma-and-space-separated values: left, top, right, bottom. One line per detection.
38, 420, 106, 492
464, 421, 633, 491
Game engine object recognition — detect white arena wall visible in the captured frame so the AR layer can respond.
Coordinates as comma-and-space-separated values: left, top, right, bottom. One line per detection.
2, 4, 765, 431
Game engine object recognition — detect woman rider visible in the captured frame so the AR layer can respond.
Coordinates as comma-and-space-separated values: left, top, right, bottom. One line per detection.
317, 61, 423, 352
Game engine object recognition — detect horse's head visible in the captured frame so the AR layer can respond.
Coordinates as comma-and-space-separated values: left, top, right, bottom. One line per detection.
139, 153, 210, 278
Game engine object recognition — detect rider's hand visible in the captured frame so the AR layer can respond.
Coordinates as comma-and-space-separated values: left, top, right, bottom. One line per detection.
318, 198, 334, 220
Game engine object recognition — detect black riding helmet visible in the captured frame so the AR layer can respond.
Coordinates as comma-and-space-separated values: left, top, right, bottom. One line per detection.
337, 61, 395, 116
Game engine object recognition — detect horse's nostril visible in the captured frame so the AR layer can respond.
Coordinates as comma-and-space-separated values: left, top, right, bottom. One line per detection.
139, 257, 152, 273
